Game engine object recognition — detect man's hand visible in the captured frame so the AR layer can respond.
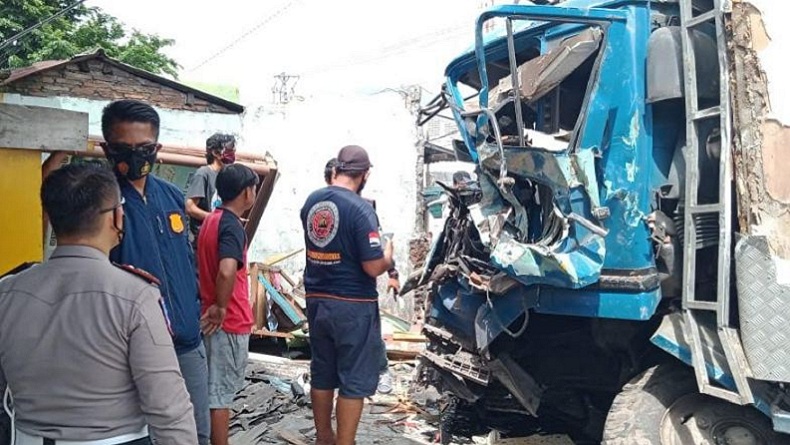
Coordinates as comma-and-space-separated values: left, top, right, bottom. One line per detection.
387, 277, 400, 295
200, 304, 226, 336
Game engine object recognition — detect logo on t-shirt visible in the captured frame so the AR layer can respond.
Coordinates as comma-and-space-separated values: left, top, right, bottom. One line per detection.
210, 190, 221, 211
307, 201, 340, 248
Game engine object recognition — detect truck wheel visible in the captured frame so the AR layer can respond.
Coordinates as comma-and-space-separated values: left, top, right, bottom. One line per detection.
603, 364, 790, 444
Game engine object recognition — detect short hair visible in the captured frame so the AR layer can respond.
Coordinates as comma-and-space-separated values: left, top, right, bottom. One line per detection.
216, 164, 259, 202
101, 100, 160, 141
206, 133, 236, 163
41, 164, 120, 238
324, 158, 337, 184
336, 169, 366, 180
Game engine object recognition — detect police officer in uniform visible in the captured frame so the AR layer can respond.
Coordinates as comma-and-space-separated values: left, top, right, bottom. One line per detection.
0, 164, 197, 444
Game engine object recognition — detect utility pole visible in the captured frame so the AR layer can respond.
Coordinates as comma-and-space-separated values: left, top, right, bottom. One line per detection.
271, 73, 301, 104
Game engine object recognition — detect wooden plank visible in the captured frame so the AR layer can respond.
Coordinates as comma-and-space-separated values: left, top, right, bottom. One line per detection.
0, 103, 88, 152
278, 430, 310, 445
249, 264, 265, 330
251, 329, 294, 339
261, 248, 303, 267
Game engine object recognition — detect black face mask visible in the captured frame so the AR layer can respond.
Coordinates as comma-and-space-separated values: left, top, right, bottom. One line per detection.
103, 142, 158, 180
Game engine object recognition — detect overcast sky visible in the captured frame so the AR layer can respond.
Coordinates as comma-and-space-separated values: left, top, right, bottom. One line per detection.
88, 0, 484, 101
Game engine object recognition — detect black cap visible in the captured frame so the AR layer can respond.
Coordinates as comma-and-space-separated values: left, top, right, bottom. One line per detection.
216, 164, 259, 202
336, 145, 372, 172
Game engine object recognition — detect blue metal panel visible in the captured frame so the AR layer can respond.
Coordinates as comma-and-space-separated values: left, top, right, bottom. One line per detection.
433, 0, 663, 322
258, 275, 305, 327
445, 1, 648, 81
651, 332, 775, 419
430, 280, 661, 352
577, 4, 655, 270
430, 280, 486, 341
534, 287, 661, 320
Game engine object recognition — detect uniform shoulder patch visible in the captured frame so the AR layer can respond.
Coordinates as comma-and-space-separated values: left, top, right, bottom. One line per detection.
0, 262, 38, 280
113, 263, 161, 286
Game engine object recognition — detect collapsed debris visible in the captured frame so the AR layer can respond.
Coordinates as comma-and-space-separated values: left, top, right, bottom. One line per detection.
229, 355, 446, 445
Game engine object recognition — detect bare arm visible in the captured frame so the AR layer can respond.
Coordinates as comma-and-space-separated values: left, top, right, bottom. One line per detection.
130, 287, 197, 444
185, 198, 210, 222
214, 258, 237, 309
201, 258, 237, 336
362, 240, 394, 278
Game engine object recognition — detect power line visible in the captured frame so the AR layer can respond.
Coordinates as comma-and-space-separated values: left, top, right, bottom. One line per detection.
300, 23, 470, 76
187, 0, 297, 73
0, 0, 87, 54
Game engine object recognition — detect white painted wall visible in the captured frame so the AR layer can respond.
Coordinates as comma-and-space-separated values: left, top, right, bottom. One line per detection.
242, 93, 419, 283
0, 93, 242, 147
746, 0, 790, 125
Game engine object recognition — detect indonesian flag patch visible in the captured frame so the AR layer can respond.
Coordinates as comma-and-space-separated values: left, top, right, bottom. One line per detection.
369, 232, 381, 249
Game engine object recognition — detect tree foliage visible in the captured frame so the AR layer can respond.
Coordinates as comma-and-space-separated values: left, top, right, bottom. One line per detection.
0, 0, 179, 77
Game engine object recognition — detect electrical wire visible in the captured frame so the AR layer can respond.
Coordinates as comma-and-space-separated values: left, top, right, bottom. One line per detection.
0, 0, 88, 54
300, 21, 471, 76
187, 0, 297, 72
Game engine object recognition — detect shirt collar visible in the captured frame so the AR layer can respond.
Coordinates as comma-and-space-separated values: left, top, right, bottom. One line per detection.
50, 245, 108, 262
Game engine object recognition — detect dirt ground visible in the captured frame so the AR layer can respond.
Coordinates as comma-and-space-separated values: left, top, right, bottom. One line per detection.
229, 354, 573, 445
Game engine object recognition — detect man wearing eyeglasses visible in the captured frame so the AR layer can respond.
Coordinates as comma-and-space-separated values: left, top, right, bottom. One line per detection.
186, 133, 237, 253
100, 100, 209, 445
0, 164, 197, 444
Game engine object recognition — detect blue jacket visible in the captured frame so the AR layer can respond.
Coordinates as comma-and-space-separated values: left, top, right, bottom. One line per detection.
110, 174, 201, 354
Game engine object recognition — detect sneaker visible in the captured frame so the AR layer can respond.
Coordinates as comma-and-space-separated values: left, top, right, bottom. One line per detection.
377, 370, 394, 394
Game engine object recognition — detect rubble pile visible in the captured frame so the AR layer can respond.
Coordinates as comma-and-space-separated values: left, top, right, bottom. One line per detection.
228, 357, 444, 445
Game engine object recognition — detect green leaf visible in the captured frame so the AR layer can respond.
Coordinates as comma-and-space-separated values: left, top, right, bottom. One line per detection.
1, 0, 178, 76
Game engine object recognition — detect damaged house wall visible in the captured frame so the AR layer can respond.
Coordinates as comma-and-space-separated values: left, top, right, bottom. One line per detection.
243, 93, 419, 283
729, 0, 790, 381
729, 0, 790, 259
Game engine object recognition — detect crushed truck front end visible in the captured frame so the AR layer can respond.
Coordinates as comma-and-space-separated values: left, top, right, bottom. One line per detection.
414, 0, 790, 442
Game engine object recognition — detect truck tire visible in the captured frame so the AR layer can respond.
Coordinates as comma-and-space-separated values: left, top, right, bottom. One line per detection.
603, 364, 790, 444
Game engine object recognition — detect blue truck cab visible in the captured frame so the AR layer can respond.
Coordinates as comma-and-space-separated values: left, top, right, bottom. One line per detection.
415, 0, 790, 443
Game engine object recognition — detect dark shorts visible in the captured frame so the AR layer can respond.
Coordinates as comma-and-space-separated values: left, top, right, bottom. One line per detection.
306, 298, 383, 398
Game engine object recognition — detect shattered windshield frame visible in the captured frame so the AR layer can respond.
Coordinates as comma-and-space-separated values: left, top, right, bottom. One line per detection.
444, 5, 630, 164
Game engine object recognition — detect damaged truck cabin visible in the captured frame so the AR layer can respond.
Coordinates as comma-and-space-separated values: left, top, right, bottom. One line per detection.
416, 0, 790, 443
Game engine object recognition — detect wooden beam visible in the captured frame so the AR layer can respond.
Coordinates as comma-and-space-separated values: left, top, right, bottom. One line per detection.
0, 103, 88, 152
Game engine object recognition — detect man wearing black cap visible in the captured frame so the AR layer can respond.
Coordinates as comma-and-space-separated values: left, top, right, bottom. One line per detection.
301, 146, 395, 445
323, 157, 397, 395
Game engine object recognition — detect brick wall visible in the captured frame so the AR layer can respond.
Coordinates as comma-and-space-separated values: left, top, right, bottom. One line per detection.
1, 59, 236, 114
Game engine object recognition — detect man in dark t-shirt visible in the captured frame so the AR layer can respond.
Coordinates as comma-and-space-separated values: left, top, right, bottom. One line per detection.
301, 146, 394, 445
197, 164, 258, 445
186, 133, 237, 249
323, 157, 397, 394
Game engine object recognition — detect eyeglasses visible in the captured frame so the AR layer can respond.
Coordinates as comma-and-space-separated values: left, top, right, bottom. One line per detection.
101, 142, 159, 156
99, 197, 125, 214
